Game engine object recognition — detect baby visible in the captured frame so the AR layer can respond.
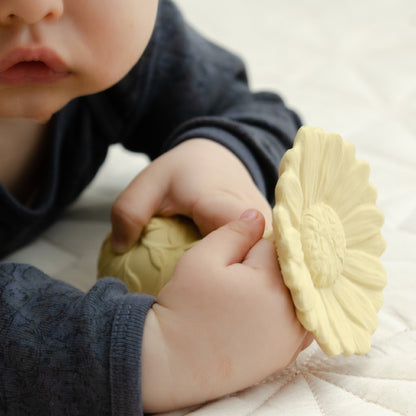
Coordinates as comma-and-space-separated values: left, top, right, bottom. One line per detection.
0, 0, 310, 414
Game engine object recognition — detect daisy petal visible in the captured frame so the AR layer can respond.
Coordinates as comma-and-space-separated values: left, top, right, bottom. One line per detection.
348, 232, 386, 257
275, 171, 303, 228
362, 288, 384, 312
348, 319, 372, 355
315, 132, 344, 201
288, 267, 316, 312
342, 204, 385, 252
273, 205, 303, 263
343, 249, 387, 291
298, 127, 326, 207
333, 276, 378, 333
324, 139, 357, 199
329, 161, 377, 219
324, 284, 372, 355
279, 146, 300, 177
298, 292, 330, 338
320, 288, 357, 355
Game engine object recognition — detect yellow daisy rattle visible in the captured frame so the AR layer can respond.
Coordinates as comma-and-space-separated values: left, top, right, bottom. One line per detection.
98, 126, 387, 357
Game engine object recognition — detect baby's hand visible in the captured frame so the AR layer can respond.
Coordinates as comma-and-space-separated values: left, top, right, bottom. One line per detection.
110, 138, 272, 253
141, 210, 311, 413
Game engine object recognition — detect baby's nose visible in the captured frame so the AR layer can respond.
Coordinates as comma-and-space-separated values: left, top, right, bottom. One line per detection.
0, 0, 63, 26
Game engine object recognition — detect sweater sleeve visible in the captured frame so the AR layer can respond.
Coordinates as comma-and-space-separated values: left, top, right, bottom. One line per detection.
120, 0, 302, 204
0, 263, 155, 416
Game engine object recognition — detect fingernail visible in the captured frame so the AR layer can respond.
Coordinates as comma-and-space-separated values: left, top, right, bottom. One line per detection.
111, 236, 128, 254
240, 209, 259, 221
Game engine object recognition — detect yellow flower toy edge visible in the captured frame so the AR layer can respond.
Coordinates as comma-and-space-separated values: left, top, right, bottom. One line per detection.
271, 126, 387, 356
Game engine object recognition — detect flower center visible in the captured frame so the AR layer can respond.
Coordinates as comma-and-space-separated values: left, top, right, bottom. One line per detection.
300, 203, 346, 288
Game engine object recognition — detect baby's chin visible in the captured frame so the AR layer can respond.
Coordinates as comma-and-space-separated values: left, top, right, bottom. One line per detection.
24, 113, 53, 124
0, 99, 62, 124
0, 82, 82, 123
0, 111, 52, 124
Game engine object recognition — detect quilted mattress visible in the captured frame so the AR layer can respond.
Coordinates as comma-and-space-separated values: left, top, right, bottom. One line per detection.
5, 0, 415, 414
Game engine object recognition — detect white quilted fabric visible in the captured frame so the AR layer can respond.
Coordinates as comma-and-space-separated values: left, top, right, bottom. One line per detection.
5, 0, 416, 414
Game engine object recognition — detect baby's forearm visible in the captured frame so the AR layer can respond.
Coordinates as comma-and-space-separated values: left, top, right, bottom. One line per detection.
0, 263, 155, 415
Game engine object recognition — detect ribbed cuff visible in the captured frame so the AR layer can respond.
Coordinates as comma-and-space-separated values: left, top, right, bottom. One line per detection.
110, 292, 156, 415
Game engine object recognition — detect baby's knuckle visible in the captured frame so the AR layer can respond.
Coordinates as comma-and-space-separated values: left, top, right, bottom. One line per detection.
111, 200, 145, 227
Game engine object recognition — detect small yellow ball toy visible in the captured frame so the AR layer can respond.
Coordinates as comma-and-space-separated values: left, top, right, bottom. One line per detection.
98, 215, 200, 297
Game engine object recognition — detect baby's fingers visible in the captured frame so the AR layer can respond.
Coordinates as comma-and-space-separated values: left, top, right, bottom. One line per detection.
243, 237, 279, 271
110, 165, 168, 253
191, 209, 265, 267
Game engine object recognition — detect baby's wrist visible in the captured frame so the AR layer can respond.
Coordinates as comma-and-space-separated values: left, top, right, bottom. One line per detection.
141, 307, 180, 413
141, 301, 238, 413
142, 304, 210, 413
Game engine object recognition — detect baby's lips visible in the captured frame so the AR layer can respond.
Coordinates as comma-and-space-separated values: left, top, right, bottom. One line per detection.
0, 46, 70, 84
0, 46, 68, 72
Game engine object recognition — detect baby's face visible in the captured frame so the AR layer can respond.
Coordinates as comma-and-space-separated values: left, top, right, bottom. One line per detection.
0, 0, 158, 122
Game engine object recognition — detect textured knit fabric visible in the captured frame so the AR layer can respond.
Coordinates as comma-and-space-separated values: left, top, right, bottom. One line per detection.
0, 0, 301, 414
0, 263, 156, 415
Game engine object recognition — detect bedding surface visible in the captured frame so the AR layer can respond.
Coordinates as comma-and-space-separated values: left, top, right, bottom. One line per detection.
5, 0, 416, 414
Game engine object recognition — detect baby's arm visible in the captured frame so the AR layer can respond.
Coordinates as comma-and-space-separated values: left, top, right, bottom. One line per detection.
0, 263, 155, 414
141, 210, 310, 413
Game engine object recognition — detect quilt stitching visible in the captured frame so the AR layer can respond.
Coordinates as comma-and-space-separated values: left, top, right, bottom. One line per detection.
312, 369, 416, 383
246, 369, 301, 415
308, 371, 407, 416
302, 372, 327, 416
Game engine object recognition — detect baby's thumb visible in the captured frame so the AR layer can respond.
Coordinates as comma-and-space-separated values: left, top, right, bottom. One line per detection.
110, 171, 166, 253
194, 209, 265, 265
